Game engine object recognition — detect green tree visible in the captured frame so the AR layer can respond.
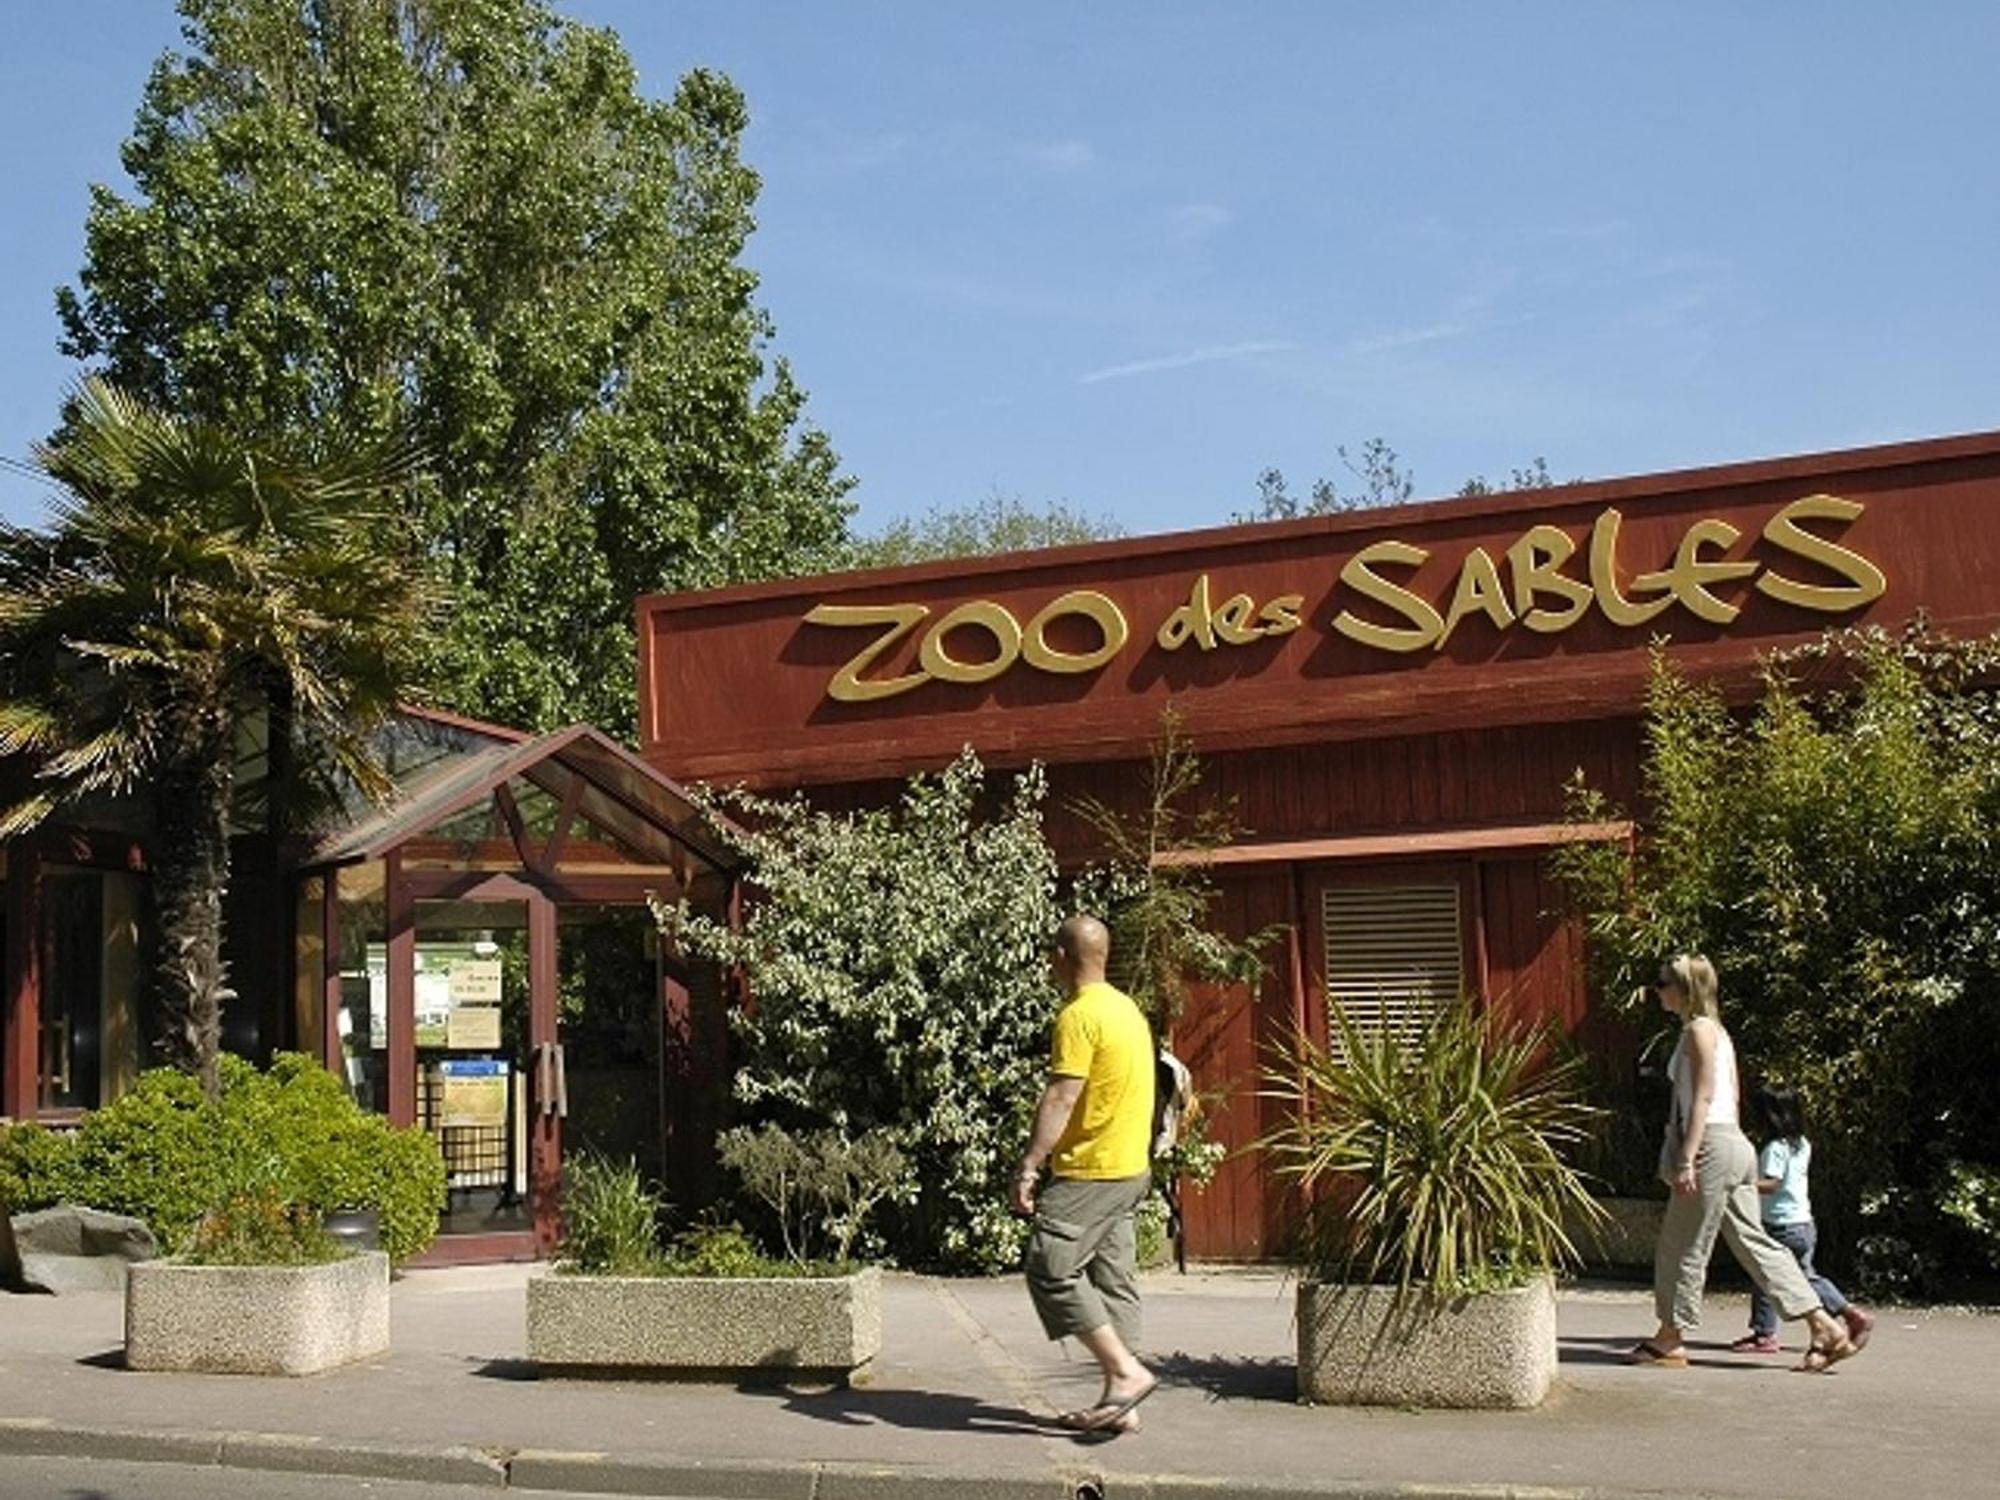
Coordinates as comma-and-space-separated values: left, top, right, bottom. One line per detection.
656, 751, 1062, 1272
1239, 438, 1414, 522
1553, 628, 2000, 1291
57, 0, 853, 736
849, 491, 1122, 569
1456, 457, 1557, 497
1072, 709, 1278, 1033
0, 380, 432, 1095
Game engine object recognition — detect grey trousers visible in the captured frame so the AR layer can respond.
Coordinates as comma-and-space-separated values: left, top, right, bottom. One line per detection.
1024, 1173, 1151, 1349
1655, 1124, 1821, 1331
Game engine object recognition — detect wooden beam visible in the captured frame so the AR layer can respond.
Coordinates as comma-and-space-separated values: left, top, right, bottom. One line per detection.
1151, 819, 1633, 869
539, 773, 586, 873
493, 785, 533, 869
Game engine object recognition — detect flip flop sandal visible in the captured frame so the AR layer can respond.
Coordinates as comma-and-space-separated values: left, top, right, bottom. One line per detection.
1624, 1340, 1690, 1367
1078, 1377, 1160, 1433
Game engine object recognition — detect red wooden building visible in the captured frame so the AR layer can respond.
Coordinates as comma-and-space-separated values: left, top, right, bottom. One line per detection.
636, 431, 2000, 1260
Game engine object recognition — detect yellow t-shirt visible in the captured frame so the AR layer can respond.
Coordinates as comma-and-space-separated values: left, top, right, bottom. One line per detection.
1048, 980, 1155, 1180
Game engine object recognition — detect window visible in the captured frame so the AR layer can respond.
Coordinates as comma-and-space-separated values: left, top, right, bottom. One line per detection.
1320, 882, 1463, 1056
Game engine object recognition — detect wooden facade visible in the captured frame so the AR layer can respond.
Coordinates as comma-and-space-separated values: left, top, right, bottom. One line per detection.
637, 430, 2000, 1260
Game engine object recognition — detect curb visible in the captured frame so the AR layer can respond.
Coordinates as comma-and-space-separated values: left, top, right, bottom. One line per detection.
0, 1418, 1664, 1500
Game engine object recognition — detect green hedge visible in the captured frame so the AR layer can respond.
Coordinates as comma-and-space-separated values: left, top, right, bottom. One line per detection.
0, 1052, 445, 1262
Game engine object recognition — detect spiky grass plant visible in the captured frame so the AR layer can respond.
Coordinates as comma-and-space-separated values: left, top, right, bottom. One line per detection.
1261, 998, 1606, 1299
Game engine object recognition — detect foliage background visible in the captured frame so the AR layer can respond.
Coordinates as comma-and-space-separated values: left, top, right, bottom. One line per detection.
1554, 627, 2000, 1292
57, 0, 852, 736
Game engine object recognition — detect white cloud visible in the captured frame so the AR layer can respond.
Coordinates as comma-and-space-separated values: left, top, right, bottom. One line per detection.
1021, 139, 1097, 172
1341, 314, 1536, 357
1077, 340, 1293, 386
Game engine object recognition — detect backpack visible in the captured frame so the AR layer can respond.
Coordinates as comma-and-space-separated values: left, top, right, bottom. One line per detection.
1151, 1045, 1198, 1161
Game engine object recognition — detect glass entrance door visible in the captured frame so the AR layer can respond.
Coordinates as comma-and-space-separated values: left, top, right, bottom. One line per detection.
413, 898, 535, 1240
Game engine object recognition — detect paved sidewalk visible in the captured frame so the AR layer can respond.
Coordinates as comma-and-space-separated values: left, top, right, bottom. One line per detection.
0, 1264, 1993, 1499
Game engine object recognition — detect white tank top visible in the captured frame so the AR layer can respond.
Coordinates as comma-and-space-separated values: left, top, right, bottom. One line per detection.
1669, 1020, 1739, 1128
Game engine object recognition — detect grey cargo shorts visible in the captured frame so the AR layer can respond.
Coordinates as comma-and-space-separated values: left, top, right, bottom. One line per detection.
1023, 1171, 1152, 1348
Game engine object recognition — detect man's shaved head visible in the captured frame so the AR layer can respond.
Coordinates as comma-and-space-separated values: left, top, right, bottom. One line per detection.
1055, 914, 1111, 979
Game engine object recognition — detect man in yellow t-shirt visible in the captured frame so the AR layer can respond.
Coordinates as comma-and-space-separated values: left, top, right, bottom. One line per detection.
1010, 914, 1158, 1436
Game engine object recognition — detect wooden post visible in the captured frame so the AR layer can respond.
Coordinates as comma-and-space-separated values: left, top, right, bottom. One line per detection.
386, 851, 416, 1127
528, 890, 561, 1254
2, 841, 43, 1118
321, 872, 343, 1077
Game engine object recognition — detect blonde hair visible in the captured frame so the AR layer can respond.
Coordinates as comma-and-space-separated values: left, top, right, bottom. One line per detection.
1660, 953, 1720, 1020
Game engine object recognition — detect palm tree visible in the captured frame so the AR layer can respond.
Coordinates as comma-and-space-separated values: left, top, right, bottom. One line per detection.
0, 379, 435, 1097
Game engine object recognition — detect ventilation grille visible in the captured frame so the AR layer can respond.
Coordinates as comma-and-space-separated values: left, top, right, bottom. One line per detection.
1321, 884, 1463, 1054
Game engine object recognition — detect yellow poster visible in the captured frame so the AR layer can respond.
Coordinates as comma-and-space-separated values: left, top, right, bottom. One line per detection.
439, 1059, 509, 1128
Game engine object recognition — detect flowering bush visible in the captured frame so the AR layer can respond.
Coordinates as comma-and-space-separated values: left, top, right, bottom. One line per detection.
659, 750, 1061, 1272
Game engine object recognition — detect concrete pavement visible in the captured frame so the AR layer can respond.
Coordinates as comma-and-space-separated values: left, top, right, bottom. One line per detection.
0, 1262, 1991, 1499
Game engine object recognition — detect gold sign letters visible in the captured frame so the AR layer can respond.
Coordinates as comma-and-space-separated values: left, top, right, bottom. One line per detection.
808, 494, 1887, 701
808, 590, 1129, 703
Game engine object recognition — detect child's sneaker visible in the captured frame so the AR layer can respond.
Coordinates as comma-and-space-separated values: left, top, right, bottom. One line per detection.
1841, 1306, 1875, 1350
1729, 1332, 1783, 1354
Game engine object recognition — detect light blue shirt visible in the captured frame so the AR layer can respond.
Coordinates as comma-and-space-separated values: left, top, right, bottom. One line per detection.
1758, 1137, 1813, 1227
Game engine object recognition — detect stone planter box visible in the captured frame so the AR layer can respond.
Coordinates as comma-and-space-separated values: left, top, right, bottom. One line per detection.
125, 1251, 390, 1376
527, 1265, 880, 1380
1297, 1274, 1556, 1409
1568, 1194, 1666, 1271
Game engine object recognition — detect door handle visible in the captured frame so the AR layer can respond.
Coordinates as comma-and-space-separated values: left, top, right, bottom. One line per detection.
535, 1042, 555, 1117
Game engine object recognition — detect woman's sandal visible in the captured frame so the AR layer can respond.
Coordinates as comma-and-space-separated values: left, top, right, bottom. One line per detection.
1623, 1339, 1690, 1367
1795, 1333, 1858, 1374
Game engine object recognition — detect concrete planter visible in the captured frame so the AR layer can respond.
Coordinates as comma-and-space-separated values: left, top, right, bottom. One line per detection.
527, 1265, 880, 1380
125, 1251, 390, 1376
1297, 1274, 1557, 1409
1569, 1194, 1666, 1271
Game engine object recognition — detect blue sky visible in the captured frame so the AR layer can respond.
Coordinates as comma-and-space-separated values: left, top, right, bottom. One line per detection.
4, 2, 1999, 533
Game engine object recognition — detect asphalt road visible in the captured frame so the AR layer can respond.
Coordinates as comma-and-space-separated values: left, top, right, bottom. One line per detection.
0, 1456, 629, 1500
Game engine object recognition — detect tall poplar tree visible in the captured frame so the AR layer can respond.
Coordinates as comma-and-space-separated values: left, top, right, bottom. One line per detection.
57, 0, 854, 735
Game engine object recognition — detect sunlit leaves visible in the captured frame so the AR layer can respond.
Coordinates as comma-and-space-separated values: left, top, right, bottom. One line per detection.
656, 751, 1062, 1272
1554, 624, 2000, 1288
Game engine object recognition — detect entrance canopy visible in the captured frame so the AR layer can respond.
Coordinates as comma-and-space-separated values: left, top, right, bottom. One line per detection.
301, 722, 739, 901
291, 719, 743, 1262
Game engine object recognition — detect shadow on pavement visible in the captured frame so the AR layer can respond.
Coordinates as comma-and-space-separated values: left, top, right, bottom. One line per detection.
1558, 1336, 1762, 1371
75, 1349, 126, 1371
743, 1383, 1051, 1436
1149, 1350, 1297, 1402
470, 1357, 539, 1381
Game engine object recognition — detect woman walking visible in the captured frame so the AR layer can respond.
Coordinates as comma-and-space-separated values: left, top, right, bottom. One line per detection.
1625, 954, 1861, 1373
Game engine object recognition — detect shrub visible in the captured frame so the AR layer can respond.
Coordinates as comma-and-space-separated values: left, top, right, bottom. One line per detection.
717, 1124, 909, 1265
182, 1184, 344, 1267
0, 1121, 83, 1211
1261, 998, 1604, 1299
242, 1054, 445, 1263
1, 1053, 443, 1261
1553, 626, 2000, 1290
558, 1155, 666, 1275
659, 749, 1062, 1273
662, 1220, 793, 1278
64, 1064, 230, 1249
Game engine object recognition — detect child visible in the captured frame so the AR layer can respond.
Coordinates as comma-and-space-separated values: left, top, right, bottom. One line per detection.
1731, 1082, 1874, 1354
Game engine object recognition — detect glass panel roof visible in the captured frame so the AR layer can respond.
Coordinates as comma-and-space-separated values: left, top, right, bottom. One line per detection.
299, 726, 739, 877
